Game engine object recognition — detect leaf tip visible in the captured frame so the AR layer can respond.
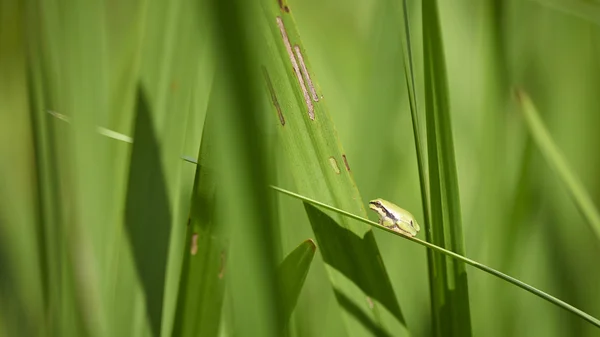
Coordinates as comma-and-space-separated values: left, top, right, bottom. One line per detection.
304, 238, 317, 252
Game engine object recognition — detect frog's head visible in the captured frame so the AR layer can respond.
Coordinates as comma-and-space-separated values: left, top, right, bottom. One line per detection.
368, 198, 388, 218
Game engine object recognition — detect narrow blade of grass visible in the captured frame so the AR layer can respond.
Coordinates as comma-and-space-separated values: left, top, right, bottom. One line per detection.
399, 0, 431, 225
422, 0, 473, 335
516, 90, 600, 241
260, 0, 407, 334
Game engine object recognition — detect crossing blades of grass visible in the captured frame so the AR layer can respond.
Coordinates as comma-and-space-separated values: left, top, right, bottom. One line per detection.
259, 0, 407, 335
515, 90, 600, 242
272, 185, 600, 329
422, 0, 473, 335
172, 109, 225, 337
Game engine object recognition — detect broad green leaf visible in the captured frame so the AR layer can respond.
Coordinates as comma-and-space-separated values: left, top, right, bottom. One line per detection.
516, 90, 600, 242
259, 0, 407, 335
207, 0, 282, 335
422, 0, 473, 335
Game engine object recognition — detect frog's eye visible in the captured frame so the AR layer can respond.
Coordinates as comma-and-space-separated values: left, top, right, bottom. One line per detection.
410, 220, 413, 226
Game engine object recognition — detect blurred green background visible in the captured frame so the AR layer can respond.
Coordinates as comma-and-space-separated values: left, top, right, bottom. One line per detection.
1, 0, 600, 336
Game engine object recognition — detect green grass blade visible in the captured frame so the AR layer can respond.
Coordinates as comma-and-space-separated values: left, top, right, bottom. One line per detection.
172, 94, 225, 337
400, 0, 431, 228
260, 1, 407, 335
278, 239, 317, 327
396, 3, 440, 333
516, 90, 600, 241
422, 1, 473, 335
272, 186, 600, 329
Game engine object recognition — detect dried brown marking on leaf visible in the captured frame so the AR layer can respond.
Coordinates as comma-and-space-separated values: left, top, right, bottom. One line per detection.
276, 16, 314, 120
366, 296, 374, 309
278, 0, 290, 12
190, 233, 199, 255
262, 66, 285, 126
342, 154, 350, 171
329, 156, 340, 174
294, 45, 319, 102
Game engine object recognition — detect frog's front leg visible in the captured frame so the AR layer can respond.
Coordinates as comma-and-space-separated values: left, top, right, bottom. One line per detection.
380, 217, 395, 229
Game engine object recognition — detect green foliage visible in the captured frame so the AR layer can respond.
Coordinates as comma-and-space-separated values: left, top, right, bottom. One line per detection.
258, 0, 408, 335
2, 0, 600, 336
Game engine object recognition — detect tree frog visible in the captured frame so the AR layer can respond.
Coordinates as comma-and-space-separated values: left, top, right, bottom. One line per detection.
369, 198, 420, 237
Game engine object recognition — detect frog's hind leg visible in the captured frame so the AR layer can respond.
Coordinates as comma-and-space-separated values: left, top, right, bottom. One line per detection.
390, 224, 413, 237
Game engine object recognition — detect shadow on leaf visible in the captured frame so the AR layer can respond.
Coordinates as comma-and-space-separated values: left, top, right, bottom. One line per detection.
303, 203, 404, 326
125, 85, 171, 337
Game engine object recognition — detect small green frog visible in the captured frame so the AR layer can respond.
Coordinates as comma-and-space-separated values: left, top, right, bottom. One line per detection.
369, 198, 420, 237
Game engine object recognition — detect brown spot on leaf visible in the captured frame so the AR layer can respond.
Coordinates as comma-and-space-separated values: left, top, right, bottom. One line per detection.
219, 251, 226, 279
329, 157, 340, 174
294, 45, 318, 102
276, 16, 314, 120
190, 233, 198, 255
278, 0, 290, 12
342, 154, 350, 171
